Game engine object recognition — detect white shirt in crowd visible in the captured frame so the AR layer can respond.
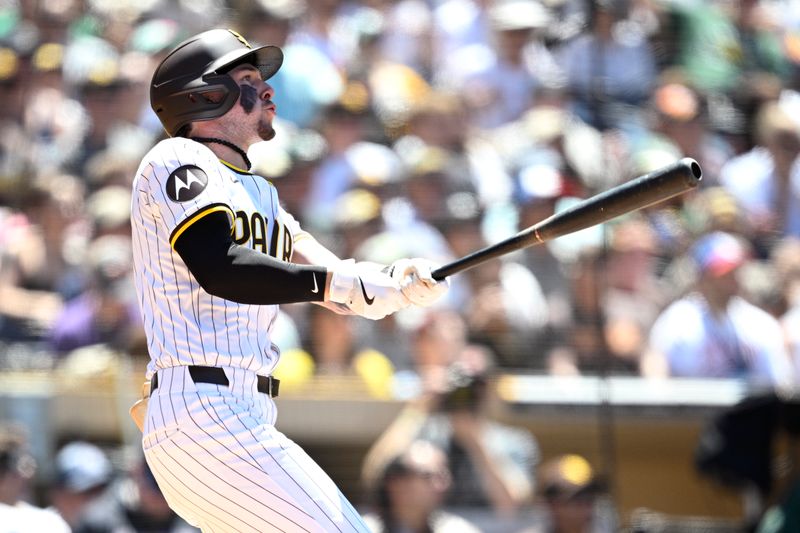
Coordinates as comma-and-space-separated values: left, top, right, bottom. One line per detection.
648, 293, 793, 387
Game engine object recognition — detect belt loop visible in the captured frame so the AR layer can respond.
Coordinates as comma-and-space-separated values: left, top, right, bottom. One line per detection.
150, 372, 159, 396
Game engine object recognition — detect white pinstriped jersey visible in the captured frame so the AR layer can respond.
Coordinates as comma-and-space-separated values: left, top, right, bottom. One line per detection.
131, 137, 308, 380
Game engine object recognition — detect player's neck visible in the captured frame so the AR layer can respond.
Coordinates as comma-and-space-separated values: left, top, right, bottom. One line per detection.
191, 136, 252, 170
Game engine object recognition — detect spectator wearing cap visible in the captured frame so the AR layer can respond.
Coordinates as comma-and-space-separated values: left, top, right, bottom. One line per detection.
533, 454, 616, 533
49, 440, 113, 529
719, 101, 800, 246
432, 0, 492, 79
332, 188, 385, 259
353, 151, 457, 272
690, 186, 749, 237
405, 92, 468, 157
642, 232, 792, 386
73, 455, 198, 533
557, 0, 656, 132
399, 93, 510, 206
301, 100, 372, 232
30, 41, 66, 91
452, 0, 556, 130
85, 185, 133, 237
65, 35, 148, 169
376, 0, 435, 78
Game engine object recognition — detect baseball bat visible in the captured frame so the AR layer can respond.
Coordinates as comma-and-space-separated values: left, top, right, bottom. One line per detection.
431, 157, 702, 281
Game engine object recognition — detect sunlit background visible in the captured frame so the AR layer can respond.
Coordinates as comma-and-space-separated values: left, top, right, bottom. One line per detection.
1, 0, 800, 531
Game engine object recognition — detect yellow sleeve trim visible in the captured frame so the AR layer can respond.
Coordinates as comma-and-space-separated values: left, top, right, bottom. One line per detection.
170, 205, 234, 249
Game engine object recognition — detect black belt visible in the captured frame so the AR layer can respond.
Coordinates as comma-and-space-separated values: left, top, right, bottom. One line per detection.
151, 366, 279, 398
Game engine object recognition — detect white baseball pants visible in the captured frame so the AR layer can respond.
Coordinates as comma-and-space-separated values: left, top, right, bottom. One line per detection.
142, 365, 370, 533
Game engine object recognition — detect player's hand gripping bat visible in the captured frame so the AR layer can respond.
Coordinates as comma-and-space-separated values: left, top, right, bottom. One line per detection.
431, 158, 702, 281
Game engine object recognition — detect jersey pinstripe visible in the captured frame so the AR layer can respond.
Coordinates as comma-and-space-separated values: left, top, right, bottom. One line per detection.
131, 137, 308, 380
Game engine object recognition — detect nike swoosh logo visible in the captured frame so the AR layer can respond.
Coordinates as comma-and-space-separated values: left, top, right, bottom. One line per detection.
358, 278, 375, 305
153, 75, 189, 89
311, 274, 319, 294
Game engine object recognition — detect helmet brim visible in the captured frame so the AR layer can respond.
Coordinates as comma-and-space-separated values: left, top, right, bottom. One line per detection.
208, 44, 284, 81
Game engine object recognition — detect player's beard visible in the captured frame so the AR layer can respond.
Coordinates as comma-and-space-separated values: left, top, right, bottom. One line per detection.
258, 117, 276, 141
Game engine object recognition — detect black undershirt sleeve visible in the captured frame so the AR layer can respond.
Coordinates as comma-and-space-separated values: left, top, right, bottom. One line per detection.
173, 210, 327, 305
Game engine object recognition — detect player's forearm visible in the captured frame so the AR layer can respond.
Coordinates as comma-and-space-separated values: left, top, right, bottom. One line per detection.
174, 211, 326, 305
212, 244, 327, 304
461, 439, 522, 514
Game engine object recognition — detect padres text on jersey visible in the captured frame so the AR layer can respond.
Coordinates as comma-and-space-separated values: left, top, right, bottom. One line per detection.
131, 137, 309, 379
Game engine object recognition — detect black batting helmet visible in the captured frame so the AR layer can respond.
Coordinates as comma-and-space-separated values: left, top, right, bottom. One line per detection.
150, 28, 283, 136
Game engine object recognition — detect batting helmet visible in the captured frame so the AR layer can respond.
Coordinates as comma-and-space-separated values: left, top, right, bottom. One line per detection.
150, 28, 283, 136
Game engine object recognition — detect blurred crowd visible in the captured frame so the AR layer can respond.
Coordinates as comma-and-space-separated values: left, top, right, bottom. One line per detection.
3, 0, 800, 387
2, 0, 800, 530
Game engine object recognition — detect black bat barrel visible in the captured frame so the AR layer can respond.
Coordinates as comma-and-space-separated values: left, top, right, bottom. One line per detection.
431, 158, 702, 281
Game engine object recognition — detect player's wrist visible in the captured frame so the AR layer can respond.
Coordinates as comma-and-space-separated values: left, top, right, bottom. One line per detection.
327, 260, 357, 304
324, 270, 333, 301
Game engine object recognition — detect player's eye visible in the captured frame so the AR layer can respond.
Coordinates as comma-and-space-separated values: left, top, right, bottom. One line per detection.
196, 90, 225, 103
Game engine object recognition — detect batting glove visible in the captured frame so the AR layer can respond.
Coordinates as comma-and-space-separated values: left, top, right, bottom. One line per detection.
389, 258, 450, 308
328, 260, 410, 320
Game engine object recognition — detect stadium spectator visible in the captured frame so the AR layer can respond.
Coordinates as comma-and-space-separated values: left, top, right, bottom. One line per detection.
0, 426, 70, 532
534, 454, 617, 533
557, 0, 657, 132
0, 174, 84, 343
48, 235, 143, 356
49, 440, 113, 529
719, 101, 800, 246
3, 0, 800, 524
73, 455, 198, 533
362, 328, 539, 523
600, 217, 670, 374
362, 440, 481, 533
643, 231, 793, 386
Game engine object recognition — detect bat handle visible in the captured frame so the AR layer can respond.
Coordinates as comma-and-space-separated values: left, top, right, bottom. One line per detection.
431, 266, 451, 281
430, 230, 536, 281
432, 256, 481, 281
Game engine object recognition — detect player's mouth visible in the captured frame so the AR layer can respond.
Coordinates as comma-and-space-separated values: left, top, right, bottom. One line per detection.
264, 102, 277, 114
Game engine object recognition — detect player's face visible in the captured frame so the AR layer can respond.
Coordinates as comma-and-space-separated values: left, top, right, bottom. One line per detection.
226, 64, 277, 143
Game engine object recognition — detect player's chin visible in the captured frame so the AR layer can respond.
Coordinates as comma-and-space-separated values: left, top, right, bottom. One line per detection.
258, 121, 276, 141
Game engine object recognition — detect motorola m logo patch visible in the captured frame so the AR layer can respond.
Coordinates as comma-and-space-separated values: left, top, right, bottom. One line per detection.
166, 165, 209, 202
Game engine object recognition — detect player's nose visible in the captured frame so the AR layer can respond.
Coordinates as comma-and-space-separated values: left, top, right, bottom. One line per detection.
260, 82, 274, 102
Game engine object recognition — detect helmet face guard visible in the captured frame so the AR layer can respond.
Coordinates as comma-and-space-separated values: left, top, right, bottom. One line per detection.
150, 29, 283, 136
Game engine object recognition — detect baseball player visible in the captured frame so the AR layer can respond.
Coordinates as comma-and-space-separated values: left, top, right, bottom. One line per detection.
129, 28, 448, 532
